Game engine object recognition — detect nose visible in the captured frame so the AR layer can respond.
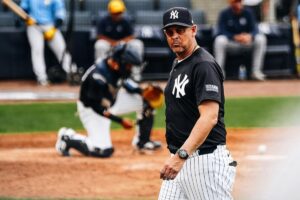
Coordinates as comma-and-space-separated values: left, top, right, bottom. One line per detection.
171, 31, 179, 39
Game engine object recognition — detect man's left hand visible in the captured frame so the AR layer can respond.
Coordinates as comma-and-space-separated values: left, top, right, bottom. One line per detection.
234, 33, 252, 45
44, 27, 57, 41
160, 155, 185, 180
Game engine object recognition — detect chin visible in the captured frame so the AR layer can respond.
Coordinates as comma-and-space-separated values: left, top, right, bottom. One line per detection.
171, 47, 183, 54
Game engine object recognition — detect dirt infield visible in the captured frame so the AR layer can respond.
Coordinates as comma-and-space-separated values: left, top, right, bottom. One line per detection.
0, 79, 300, 199
1, 79, 300, 100
1, 128, 300, 200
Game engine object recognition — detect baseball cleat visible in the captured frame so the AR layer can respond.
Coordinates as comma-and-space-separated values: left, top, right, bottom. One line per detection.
132, 140, 162, 155
37, 79, 49, 86
251, 71, 265, 81
55, 127, 70, 156
135, 140, 162, 150
142, 140, 162, 150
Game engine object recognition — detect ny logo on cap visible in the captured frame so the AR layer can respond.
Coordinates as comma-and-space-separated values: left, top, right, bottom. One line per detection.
170, 10, 179, 20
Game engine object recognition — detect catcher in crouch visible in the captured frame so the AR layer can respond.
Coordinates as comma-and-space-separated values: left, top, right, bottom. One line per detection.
55, 43, 163, 158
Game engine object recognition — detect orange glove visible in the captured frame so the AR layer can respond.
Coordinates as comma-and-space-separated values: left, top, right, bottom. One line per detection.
121, 118, 134, 129
103, 110, 134, 129
142, 85, 164, 108
25, 17, 36, 26
43, 27, 57, 41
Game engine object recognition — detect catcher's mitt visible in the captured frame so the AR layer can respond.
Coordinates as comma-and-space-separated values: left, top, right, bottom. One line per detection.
142, 84, 164, 108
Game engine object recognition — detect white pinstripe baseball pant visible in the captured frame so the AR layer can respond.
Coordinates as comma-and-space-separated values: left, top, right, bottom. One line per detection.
158, 145, 236, 200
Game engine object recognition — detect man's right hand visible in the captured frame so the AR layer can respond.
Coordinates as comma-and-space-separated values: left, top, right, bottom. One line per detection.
121, 118, 134, 129
25, 17, 36, 26
234, 33, 252, 45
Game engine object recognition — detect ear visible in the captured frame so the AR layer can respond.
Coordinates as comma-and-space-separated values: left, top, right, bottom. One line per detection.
191, 25, 197, 37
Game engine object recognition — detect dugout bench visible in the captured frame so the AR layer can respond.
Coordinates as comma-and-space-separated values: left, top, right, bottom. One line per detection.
0, 23, 296, 81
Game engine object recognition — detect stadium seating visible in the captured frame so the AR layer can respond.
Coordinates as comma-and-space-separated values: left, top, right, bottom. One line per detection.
64, 0, 85, 12
0, 0, 296, 80
84, 0, 110, 17
159, 0, 191, 10
262, 23, 295, 77
134, 10, 164, 25
62, 11, 92, 31
125, 0, 155, 14
0, 13, 16, 27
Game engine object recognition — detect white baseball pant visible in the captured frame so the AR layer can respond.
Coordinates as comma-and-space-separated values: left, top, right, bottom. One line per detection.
158, 145, 236, 200
26, 24, 72, 82
75, 87, 143, 152
213, 34, 266, 76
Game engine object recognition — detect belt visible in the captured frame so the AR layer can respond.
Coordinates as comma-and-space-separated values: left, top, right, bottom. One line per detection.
197, 146, 217, 156
168, 145, 217, 155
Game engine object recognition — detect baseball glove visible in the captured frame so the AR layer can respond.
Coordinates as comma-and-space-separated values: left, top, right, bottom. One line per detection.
142, 84, 164, 108
44, 27, 57, 41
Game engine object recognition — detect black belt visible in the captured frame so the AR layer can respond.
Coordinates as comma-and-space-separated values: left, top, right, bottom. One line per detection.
197, 146, 217, 155
168, 145, 217, 155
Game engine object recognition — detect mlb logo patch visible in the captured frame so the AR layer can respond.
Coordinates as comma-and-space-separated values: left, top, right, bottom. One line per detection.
205, 84, 219, 93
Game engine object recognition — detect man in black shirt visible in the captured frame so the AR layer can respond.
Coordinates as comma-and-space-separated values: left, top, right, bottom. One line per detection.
55, 43, 161, 158
158, 7, 236, 200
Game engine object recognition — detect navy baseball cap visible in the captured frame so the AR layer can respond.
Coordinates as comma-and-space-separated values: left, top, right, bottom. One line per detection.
163, 7, 194, 29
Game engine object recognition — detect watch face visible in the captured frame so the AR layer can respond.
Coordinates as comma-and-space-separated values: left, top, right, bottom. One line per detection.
178, 149, 188, 159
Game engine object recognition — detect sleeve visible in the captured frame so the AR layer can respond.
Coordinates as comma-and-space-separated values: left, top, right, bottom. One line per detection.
122, 78, 142, 94
247, 10, 258, 37
84, 79, 110, 116
216, 10, 234, 40
123, 17, 134, 36
53, 0, 66, 21
193, 62, 222, 105
20, 0, 29, 12
97, 17, 106, 35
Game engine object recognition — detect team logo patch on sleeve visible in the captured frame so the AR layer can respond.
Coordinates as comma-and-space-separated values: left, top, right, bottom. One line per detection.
205, 84, 219, 93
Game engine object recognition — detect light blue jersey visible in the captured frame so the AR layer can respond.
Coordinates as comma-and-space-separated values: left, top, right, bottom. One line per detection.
20, 0, 66, 25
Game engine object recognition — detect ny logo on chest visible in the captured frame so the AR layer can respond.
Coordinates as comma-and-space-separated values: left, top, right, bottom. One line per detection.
172, 74, 189, 98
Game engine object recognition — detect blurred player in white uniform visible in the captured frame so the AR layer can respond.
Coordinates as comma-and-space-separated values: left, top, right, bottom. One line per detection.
55, 43, 161, 158
20, 0, 74, 85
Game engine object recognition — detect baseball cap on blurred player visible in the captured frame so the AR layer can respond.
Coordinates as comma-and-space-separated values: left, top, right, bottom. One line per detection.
108, 0, 126, 14
163, 7, 194, 29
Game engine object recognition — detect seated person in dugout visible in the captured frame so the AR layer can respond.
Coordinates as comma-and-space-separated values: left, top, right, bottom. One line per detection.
94, 0, 144, 82
214, 0, 267, 81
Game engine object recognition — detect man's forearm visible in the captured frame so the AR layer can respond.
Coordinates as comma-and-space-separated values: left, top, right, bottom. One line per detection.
180, 115, 216, 155
180, 102, 219, 155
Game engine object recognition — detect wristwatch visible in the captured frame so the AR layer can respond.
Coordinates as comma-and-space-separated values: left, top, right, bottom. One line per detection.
177, 149, 189, 159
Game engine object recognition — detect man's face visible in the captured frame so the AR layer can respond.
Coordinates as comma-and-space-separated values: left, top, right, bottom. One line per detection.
111, 12, 123, 21
229, 0, 243, 14
164, 25, 197, 55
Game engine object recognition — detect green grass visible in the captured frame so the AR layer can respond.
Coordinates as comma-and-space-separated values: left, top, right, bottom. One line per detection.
225, 96, 300, 127
0, 96, 299, 134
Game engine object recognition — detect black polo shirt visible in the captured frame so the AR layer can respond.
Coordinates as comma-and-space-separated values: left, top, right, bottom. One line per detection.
164, 47, 226, 153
